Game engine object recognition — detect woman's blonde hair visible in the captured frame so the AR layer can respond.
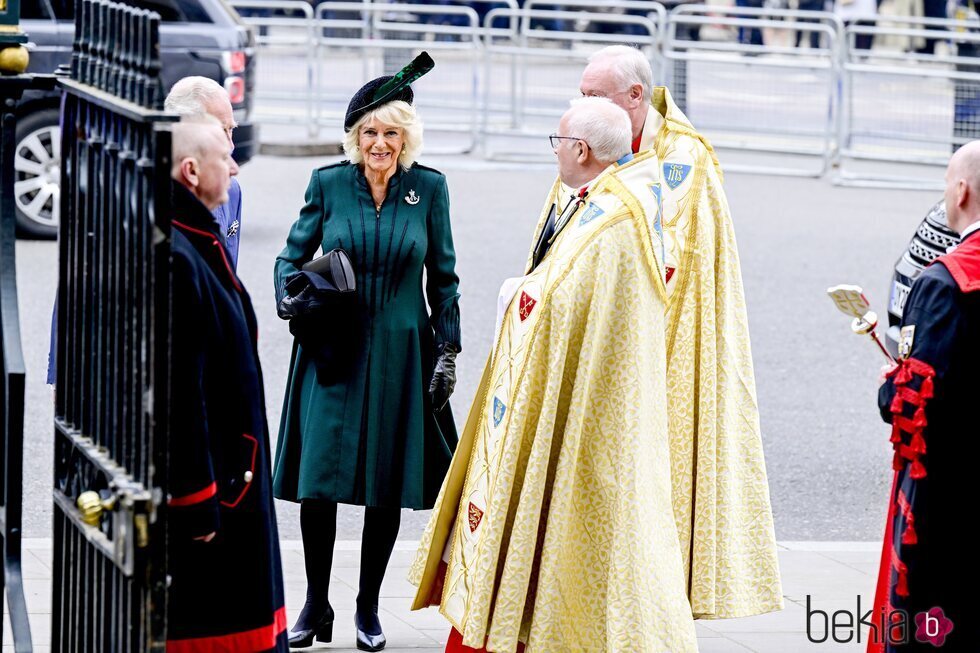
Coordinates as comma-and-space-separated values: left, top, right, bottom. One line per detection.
343, 100, 423, 170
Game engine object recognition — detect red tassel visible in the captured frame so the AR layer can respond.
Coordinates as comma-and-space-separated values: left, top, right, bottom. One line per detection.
911, 458, 927, 480
891, 393, 905, 414
920, 376, 934, 399
890, 424, 903, 444
912, 407, 927, 429
893, 452, 905, 471
902, 522, 918, 545
891, 550, 910, 597
896, 571, 910, 597
911, 431, 927, 455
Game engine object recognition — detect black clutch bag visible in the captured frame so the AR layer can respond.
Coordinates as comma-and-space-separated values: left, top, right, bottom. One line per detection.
279, 248, 361, 385
302, 248, 356, 292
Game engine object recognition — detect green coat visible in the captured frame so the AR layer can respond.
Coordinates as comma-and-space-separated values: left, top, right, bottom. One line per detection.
273, 161, 460, 509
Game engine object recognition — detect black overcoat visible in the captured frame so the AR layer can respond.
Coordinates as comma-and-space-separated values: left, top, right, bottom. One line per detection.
166, 184, 287, 653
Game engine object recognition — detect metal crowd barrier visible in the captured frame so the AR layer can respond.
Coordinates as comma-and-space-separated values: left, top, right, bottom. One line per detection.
481, 5, 665, 161
232, 1, 980, 186
315, 2, 487, 153
230, 0, 319, 138
665, 4, 844, 177
837, 16, 980, 188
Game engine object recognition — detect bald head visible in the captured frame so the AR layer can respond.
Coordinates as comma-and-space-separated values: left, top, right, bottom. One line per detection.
172, 116, 237, 210
944, 140, 980, 234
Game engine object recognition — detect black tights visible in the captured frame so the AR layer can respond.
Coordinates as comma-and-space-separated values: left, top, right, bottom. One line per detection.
295, 500, 400, 635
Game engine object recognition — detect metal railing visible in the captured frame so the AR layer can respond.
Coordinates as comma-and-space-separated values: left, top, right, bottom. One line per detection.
233, 1, 980, 186
837, 16, 980, 188
481, 5, 665, 160
53, 0, 173, 649
0, 67, 56, 653
665, 4, 844, 176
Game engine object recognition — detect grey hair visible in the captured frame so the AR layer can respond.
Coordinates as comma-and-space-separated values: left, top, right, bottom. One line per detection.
566, 97, 632, 164
587, 45, 654, 104
165, 76, 228, 117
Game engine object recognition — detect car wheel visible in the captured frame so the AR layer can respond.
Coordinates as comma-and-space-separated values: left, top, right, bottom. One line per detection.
14, 108, 60, 240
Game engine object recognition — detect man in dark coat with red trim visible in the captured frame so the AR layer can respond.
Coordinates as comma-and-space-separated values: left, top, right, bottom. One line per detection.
870, 141, 980, 652
166, 116, 288, 652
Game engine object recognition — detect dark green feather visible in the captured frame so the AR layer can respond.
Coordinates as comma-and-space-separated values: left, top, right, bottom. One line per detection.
372, 51, 435, 102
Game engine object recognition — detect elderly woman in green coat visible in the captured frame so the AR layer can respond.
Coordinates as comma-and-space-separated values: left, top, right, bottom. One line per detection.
272, 54, 460, 652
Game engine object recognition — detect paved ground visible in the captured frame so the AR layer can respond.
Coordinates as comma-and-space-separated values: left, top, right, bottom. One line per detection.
3, 538, 880, 652
14, 154, 936, 542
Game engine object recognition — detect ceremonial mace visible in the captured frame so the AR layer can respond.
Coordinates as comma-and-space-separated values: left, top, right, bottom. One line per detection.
826, 284, 896, 363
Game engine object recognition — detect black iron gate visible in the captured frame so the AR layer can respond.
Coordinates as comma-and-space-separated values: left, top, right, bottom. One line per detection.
52, 0, 174, 649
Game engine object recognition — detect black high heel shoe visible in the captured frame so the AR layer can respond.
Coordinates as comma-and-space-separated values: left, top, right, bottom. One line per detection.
288, 603, 334, 649
354, 607, 386, 652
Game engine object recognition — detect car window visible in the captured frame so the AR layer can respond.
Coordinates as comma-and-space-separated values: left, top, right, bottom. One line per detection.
20, 0, 53, 19
50, 0, 213, 22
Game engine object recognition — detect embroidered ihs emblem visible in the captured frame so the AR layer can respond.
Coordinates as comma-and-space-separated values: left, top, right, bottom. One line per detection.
468, 502, 484, 532
405, 189, 420, 205
492, 397, 506, 427
899, 325, 915, 359
663, 162, 692, 190
578, 202, 605, 227
227, 219, 240, 239
518, 291, 536, 322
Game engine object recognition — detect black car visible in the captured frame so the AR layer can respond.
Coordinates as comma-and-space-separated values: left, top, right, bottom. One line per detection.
18, 0, 257, 238
885, 200, 961, 357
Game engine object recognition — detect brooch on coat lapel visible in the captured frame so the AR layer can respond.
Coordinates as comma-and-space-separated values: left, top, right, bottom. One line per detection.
404, 189, 420, 205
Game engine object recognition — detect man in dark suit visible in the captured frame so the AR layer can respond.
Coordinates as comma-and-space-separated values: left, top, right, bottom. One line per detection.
166, 116, 288, 652
870, 141, 980, 652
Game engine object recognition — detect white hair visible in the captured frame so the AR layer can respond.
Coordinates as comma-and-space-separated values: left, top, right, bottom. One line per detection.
343, 100, 423, 170
587, 45, 654, 104
165, 76, 228, 117
565, 97, 632, 164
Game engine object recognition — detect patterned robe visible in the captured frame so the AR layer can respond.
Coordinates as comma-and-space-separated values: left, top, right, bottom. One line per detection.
523, 88, 783, 621
410, 150, 701, 652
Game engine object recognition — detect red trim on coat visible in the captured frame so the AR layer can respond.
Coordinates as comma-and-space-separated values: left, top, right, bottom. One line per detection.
446, 628, 526, 653
172, 220, 243, 293
166, 605, 287, 653
220, 433, 259, 509
868, 471, 899, 653
936, 229, 980, 293
169, 482, 217, 507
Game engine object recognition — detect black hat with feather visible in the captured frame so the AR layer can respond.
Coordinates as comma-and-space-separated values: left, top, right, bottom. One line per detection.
344, 52, 435, 131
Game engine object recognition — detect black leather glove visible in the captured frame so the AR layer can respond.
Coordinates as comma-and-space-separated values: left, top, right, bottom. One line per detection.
429, 343, 459, 412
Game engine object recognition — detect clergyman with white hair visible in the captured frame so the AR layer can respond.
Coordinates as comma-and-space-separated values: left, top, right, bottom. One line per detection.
165, 76, 244, 269
409, 97, 703, 652
577, 45, 786, 629
166, 115, 288, 652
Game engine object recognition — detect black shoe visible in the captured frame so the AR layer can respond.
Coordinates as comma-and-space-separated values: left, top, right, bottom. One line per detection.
288, 604, 334, 649
354, 610, 386, 652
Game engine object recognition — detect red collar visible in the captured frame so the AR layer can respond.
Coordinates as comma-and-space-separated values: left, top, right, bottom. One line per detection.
173, 219, 243, 293
936, 230, 980, 293
631, 135, 642, 154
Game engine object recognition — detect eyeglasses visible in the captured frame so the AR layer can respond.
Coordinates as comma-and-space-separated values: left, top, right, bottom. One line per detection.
549, 134, 587, 150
